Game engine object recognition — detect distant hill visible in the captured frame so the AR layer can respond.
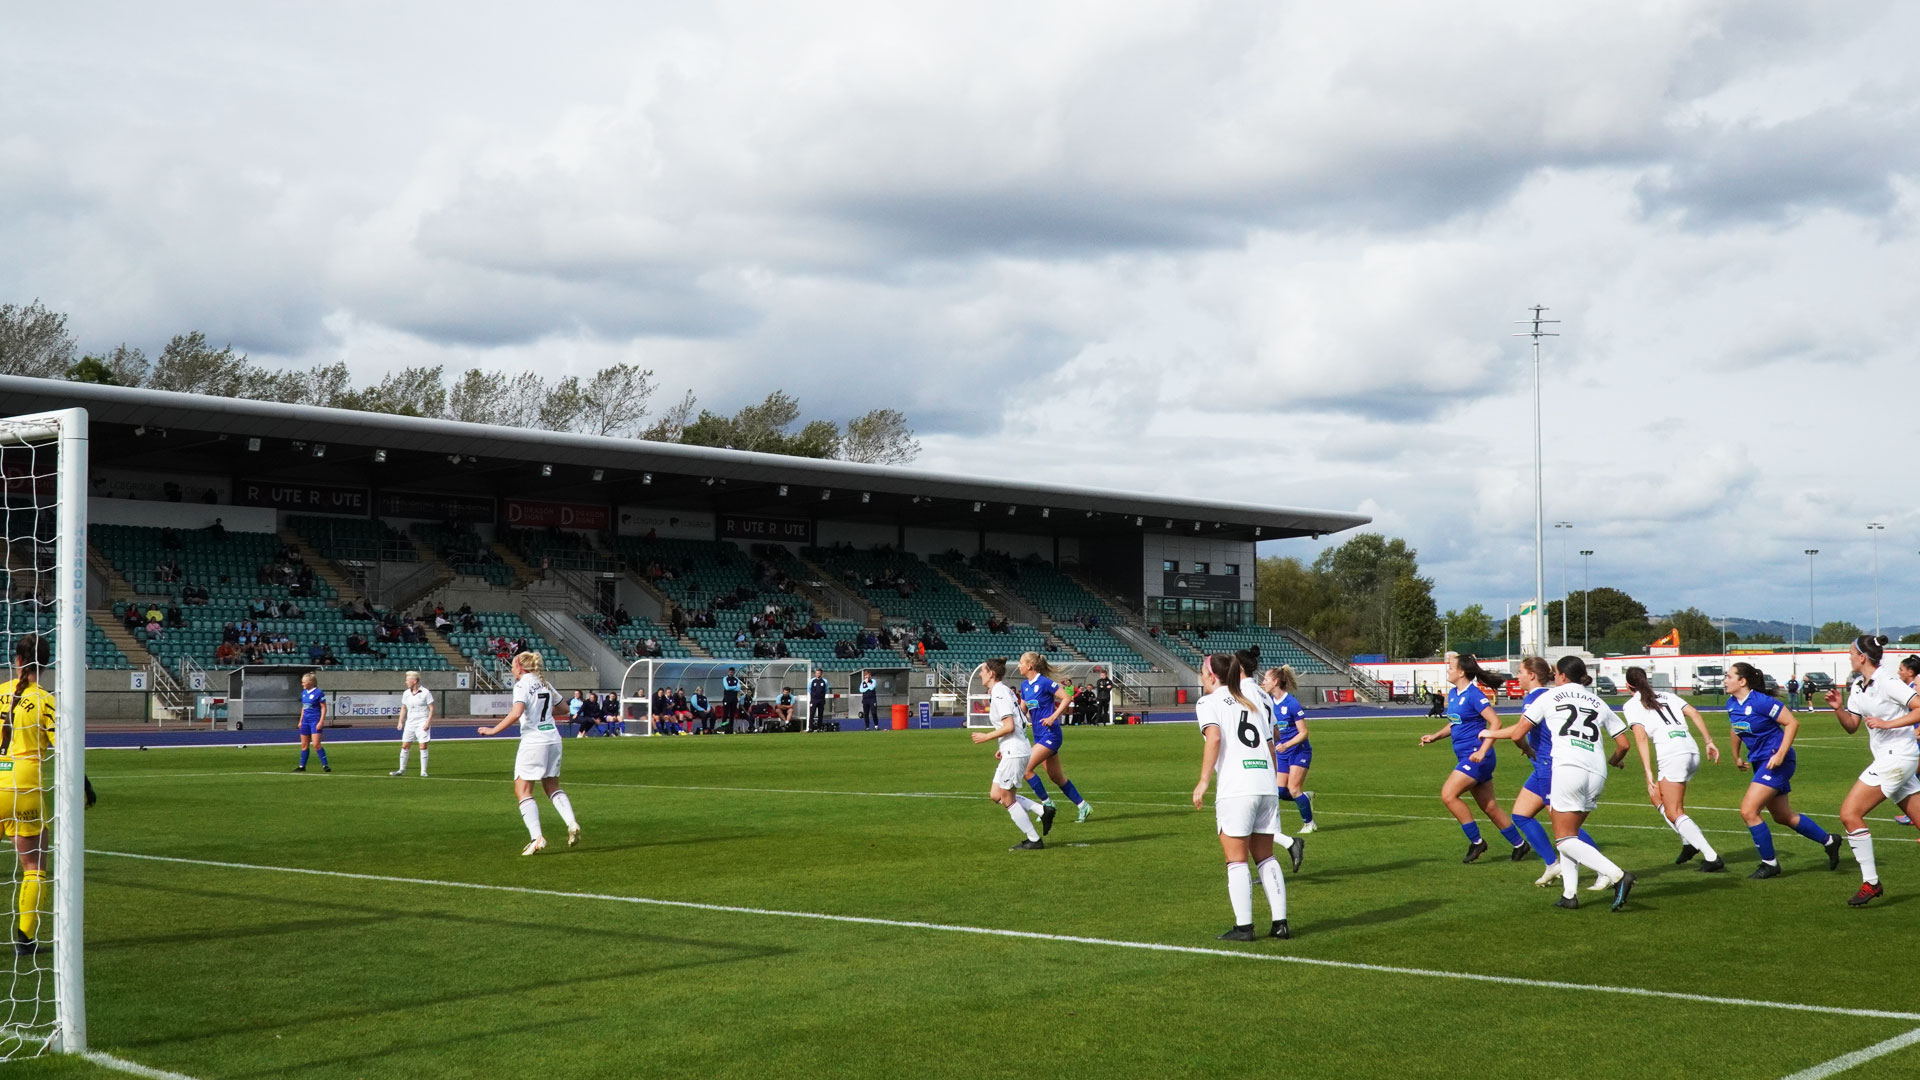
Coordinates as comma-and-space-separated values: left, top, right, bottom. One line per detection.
1714, 617, 1920, 643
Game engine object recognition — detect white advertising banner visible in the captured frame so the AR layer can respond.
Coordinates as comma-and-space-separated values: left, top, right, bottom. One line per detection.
470, 693, 516, 716
332, 693, 404, 718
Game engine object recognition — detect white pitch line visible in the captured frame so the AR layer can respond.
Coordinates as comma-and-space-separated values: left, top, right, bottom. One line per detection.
86, 848, 1920, 1023
82, 1050, 201, 1080
1779, 1025, 1920, 1079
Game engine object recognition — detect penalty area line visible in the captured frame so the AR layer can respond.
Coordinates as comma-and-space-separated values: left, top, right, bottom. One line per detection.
82, 1050, 201, 1080
1779, 1025, 1920, 1080
88, 848, 1920, 1025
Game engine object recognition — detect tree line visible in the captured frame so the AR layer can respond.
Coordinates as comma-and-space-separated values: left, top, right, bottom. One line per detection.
0, 299, 920, 464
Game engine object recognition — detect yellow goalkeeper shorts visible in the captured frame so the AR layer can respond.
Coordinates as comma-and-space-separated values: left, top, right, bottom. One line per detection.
0, 762, 45, 838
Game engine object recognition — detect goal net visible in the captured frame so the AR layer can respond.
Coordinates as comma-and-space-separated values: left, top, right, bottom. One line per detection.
620, 658, 814, 733
0, 408, 88, 1058
965, 660, 1118, 728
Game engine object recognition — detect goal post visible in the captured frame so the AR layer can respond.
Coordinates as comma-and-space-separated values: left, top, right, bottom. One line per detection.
964, 659, 1117, 728
0, 408, 87, 1057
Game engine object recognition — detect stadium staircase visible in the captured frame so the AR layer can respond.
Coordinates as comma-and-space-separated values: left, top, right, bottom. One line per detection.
926, 557, 1044, 628
92, 614, 147, 666
485, 542, 539, 588
278, 527, 367, 606
793, 551, 882, 627
87, 548, 136, 607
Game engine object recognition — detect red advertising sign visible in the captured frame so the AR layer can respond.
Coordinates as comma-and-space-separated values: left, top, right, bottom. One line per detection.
503, 499, 608, 530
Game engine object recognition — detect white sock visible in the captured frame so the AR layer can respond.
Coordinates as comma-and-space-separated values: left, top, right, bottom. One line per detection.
1673, 815, 1718, 862
1007, 802, 1039, 841
1256, 856, 1287, 922
1848, 828, 1878, 885
419, 748, 428, 774
397, 748, 408, 770
1561, 850, 1579, 899
549, 790, 580, 830
1556, 836, 1623, 886
1275, 833, 1295, 851
1226, 861, 1253, 926
1015, 795, 1044, 815
517, 798, 542, 841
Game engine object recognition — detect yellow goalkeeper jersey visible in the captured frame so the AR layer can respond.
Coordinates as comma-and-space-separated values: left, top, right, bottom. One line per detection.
0, 678, 55, 773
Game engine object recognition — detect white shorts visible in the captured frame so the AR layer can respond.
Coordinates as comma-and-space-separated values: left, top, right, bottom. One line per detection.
513, 741, 562, 781
1860, 756, 1920, 804
1548, 765, 1606, 814
992, 750, 1029, 793
1215, 793, 1280, 838
1655, 750, 1698, 785
402, 720, 432, 745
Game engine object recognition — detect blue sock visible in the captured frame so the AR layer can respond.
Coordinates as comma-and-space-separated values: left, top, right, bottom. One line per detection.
1275, 786, 1293, 802
1026, 776, 1050, 801
1060, 780, 1084, 806
1577, 828, 1596, 847
317, 747, 330, 768
1461, 821, 1483, 844
1793, 815, 1831, 845
1295, 793, 1314, 824
1513, 814, 1555, 866
1749, 823, 1777, 861
299, 749, 309, 768
1498, 824, 1525, 848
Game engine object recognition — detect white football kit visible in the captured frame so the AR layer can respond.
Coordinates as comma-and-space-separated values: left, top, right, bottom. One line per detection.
511, 673, 564, 780
1847, 666, 1920, 802
988, 682, 1031, 792
1198, 687, 1278, 837
400, 686, 435, 743
1622, 690, 1699, 784
1523, 684, 1626, 813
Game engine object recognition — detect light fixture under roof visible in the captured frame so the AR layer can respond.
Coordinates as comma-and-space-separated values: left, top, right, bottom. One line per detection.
642, 473, 652, 484
821, 489, 832, 500
778, 485, 788, 497
540, 464, 553, 477
861, 492, 870, 503
591, 468, 604, 482
372, 449, 387, 463
247, 437, 261, 452
312, 444, 327, 459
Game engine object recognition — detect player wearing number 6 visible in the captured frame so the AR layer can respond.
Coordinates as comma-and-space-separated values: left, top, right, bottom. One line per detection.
1621, 666, 1724, 872
1522, 656, 1635, 911
1193, 653, 1289, 942
477, 652, 582, 855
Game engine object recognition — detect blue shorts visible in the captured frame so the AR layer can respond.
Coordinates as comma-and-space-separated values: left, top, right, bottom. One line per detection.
1453, 750, 1495, 784
1749, 749, 1796, 793
1033, 722, 1063, 751
1275, 744, 1312, 771
299, 718, 322, 736
1523, 767, 1553, 801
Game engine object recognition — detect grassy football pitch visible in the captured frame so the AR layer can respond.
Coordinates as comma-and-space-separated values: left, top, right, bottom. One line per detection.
18, 717, 1920, 1079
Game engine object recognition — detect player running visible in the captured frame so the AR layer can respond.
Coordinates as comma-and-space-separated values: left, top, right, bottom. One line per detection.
293, 672, 329, 773
477, 652, 581, 854
1827, 635, 1920, 905
971, 658, 1051, 850
1480, 657, 1604, 887
1, 635, 92, 957
1522, 656, 1635, 910
1419, 652, 1528, 863
391, 670, 434, 777
1017, 653, 1093, 823
1193, 653, 1290, 941
1621, 666, 1724, 872
1261, 666, 1315, 835
1726, 661, 1841, 878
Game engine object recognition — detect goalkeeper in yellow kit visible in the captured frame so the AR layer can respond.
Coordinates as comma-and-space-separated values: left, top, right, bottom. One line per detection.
1, 634, 93, 957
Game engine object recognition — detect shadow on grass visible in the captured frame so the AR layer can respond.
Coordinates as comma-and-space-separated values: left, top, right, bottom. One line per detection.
222, 1015, 593, 1080
1306, 898, 1445, 934
1059, 833, 1170, 847
1307, 857, 1438, 881
1309, 818, 1412, 833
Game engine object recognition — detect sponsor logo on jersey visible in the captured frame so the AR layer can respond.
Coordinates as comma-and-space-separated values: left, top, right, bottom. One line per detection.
1240, 759, 1269, 770
1571, 739, 1595, 752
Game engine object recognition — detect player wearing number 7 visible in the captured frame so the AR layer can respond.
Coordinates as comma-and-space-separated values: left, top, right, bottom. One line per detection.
477, 652, 581, 855
1621, 666, 1724, 872
1193, 654, 1289, 942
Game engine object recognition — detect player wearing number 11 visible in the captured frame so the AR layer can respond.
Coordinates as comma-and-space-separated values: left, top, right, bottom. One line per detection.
1193, 654, 1289, 942
1621, 666, 1724, 872
477, 652, 582, 855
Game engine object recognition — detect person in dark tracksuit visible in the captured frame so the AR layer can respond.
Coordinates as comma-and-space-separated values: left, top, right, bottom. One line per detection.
808, 669, 829, 732
859, 670, 879, 729
721, 668, 742, 732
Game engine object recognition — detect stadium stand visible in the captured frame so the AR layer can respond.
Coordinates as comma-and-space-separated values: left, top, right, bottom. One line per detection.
446, 610, 574, 673
974, 552, 1124, 622
804, 546, 993, 626
1165, 625, 1334, 674
412, 523, 515, 586
577, 613, 696, 660
0, 600, 130, 671
1052, 626, 1149, 672
287, 515, 416, 563
506, 528, 614, 572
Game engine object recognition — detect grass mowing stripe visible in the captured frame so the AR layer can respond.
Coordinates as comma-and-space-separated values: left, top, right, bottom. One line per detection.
1778, 1026, 1920, 1079
81, 1051, 200, 1079
89, 848, 1920, 1024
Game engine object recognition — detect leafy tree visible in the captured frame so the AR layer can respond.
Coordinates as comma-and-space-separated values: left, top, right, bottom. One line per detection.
146, 332, 265, 397
1442, 603, 1494, 643
1900, 632, 1920, 645
569, 363, 655, 437
1816, 620, 1863, 643
1390, 573, 1443, 657
66, 357, 122, 385
681, 391, 841, 459
0, 300, 77, 378
842, 408, 921, 465
640, 390, 697, 442
67, 344, 148, 386
1649, 607, 1723, 651
1593, 618, 1658, 656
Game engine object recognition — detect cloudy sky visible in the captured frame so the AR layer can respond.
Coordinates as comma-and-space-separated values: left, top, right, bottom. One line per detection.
5, 1, 1918, 629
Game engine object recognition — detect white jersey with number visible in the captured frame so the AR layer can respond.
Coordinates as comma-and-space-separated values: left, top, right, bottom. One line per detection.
401, 687, 434, 725
1197, 687, 1275, 799
1847, 666, 1920, 765
1621, 690, 1696, 764
1523, 683, 1625, 779
988, 682, 1030, 758
514, 673, 562, 746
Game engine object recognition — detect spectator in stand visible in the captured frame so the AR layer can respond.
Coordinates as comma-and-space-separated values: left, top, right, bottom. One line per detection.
122, 605, 141, 632
215, 641, 240, 665
208, 517, 226, 542
144, 603, 163, 627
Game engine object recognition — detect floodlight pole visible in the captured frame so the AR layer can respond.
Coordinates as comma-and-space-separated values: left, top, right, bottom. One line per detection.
1805, 549, 1819, 643
1554, 522, 1573, 646
1515, 307, 1559, 658
1579, 549, 1593, 649
1867, 523, 1884, 636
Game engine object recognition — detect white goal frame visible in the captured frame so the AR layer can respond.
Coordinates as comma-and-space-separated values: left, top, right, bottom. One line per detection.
964, 660, 1117, 729
620, 658, 814, 733
0, 408, 87, 1057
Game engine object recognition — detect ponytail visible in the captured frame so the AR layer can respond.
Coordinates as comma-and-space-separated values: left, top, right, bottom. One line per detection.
1519, 656, 1552, 686
1204, 654, 1259, 716
1855, 634, 1890, 666
1554, 654, 1593, 687
1456, 652, 1500, 689
1729, 661, 1764, 695
1264, 666, 1298, 696
1624, 665, 1657, 709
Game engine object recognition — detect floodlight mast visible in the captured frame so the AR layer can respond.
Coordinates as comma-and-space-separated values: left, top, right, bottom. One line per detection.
1515, 306, 1559, 657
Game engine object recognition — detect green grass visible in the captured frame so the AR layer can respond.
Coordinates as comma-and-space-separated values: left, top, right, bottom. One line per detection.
14, 718, 1920, 1078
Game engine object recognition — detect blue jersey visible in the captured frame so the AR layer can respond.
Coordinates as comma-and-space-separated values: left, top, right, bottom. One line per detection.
1727, 691, 1788, 762
1271, 693, 1307, 745
1446, 683, 1494, 757
1522, 687, 1552, 768
1022, 675, 1060, 726
859, 678, 877, 702
300, 686, 325, 723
